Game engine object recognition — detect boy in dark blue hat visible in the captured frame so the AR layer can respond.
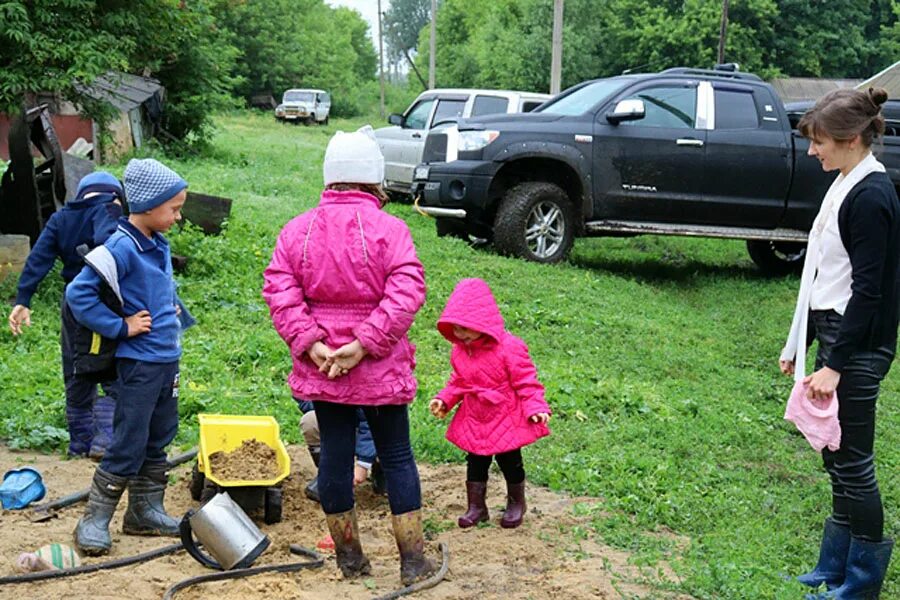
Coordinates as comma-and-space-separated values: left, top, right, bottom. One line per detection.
66, 158, 188, 555
8, 172, 123, 458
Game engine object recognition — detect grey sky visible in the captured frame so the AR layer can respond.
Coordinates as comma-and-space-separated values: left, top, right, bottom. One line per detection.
325, 0, 388, 49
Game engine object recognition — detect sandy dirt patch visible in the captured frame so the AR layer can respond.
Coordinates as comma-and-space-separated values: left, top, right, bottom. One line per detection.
0, 444, 686, 599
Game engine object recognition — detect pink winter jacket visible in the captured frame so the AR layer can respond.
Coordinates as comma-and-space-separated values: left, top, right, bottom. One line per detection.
262, 190, 426, 405
436, 278, 551, 455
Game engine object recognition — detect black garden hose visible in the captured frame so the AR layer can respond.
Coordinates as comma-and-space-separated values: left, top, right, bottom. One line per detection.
372, 542, 450, 600
0, 543, 184, 585
162, 544, 325, 600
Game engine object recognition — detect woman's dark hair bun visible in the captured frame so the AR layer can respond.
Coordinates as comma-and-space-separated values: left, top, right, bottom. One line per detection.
867, 87, 888, 109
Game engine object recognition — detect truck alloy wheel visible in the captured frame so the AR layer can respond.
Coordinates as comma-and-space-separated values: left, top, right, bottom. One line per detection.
494, 182, 575, 263
746, 240, 806, 275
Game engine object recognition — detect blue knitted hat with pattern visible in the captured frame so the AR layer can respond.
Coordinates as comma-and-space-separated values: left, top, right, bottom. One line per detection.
123, 158, 187, 213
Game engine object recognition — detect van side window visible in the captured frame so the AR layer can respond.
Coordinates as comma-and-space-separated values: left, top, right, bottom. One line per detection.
405, 99, 435, 129
432, 99, 466, 126
472, 95, 509, 116
714, 89, 759, 129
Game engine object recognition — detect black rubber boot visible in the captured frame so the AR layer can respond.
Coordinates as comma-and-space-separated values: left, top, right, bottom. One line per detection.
88, 395, 116, 460
458, 481, 489, 528
122, 462, 179, 536
392, 509, 437, 586
325, 508, 371, 578
305, 446, 320, 503
500, 481, 527, 529
798, 518, 852, 590
74, 468, 127, 555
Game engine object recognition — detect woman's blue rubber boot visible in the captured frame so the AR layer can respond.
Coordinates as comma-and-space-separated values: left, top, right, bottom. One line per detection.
806, 536, 893, 599
798, 518, 852, 590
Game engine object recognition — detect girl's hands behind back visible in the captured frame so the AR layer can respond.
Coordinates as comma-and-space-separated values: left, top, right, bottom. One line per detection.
529, 413, 550, 424
326, 339, 367, 379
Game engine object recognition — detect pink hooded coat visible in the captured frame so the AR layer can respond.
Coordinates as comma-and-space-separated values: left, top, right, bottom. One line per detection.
263, 190, 426, 405
436, 278, 551, 455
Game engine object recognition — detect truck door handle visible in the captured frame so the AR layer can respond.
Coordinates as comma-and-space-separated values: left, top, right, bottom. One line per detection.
676, 138, 704, 147
412, 132, 422, 139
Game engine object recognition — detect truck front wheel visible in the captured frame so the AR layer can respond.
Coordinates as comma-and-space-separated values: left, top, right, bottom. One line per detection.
746, 240, 806, 275
494, 182, 574, 263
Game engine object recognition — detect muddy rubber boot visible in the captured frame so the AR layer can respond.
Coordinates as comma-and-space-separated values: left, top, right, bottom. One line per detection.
122, 462, 179, 536
325, 508, 371, 578
458, 481, 489, 528
305, 446, 320, 503
74, 468, 127, 555
807, 537, 893, 600
798, 518, 851, 590
66, 404, 93, 457
392, 510, 437, 586
500, 481, 527, 529
88, 395, 116, 460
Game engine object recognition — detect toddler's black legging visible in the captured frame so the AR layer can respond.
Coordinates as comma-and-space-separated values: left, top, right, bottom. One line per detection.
812, 310, 893, 542
466, 449, 525, 484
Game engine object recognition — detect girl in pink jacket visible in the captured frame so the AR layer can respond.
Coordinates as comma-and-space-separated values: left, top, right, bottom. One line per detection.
429, 278, 551, 529
263, 126, 434, 586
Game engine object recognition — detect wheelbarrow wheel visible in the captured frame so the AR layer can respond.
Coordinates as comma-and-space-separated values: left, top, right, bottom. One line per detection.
264, 487, 283, 524
189, 463, 205, 501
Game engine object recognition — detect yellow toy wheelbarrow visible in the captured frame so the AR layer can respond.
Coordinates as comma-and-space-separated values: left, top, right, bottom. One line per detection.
189, 414, 291, 524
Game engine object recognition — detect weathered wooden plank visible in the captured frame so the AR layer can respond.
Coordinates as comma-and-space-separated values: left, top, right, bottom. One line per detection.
182, 191, 233, 235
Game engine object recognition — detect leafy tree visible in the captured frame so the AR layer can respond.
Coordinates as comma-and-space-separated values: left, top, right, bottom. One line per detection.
384, 0, 433, 64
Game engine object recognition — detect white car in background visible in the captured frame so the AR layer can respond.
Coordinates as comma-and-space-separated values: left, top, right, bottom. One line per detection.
375, 89, 551, 196
275, 88, 331, 125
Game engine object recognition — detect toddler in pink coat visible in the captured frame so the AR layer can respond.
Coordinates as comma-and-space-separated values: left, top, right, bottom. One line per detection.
429, 278, 551, 529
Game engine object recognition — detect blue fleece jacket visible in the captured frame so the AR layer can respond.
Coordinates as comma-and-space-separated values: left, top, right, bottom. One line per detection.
295, 400, 377, 464
66, 218, 181, 363
14, 194, 122, 307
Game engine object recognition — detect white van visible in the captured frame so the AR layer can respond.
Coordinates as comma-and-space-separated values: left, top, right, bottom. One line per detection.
375, 89, 551, 195
275, 89, 332, 125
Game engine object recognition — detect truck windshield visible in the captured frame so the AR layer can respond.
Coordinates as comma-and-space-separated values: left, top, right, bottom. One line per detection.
537, 79, 630, 116
284, 91, 314, 103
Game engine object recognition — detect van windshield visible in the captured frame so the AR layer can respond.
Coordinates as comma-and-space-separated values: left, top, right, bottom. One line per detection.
284, 91, 315, 103
537, 79, 630, 116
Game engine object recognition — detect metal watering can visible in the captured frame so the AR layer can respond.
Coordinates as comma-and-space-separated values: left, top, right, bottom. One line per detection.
179, 492, 270, 570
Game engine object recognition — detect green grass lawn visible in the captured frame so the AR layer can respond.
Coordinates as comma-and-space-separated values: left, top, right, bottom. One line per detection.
2, 110, 897, 599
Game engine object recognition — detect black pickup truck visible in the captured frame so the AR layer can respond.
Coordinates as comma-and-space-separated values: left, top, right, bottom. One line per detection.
411, 67, 900, 273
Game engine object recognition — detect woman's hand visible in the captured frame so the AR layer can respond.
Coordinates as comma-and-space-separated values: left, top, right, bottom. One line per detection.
803, 366, 841, 402
353, 464, 369, 486
8, 305, 31, 336
529, 412, 551, 424
326, 340, 367, 379
429, 399, 448, 418
308, 341, 333, 371
125, 310, 152, 337
779, 359, 795, 376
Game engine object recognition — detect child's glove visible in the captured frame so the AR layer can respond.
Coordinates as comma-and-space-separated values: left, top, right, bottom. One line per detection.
429, 399, 448, 419
529, 413, 550, 424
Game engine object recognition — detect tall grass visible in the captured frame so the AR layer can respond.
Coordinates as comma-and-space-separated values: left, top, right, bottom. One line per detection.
1, 111, 896, 599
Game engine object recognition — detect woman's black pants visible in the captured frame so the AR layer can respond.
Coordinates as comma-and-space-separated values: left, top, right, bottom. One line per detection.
812, 310, 893, 542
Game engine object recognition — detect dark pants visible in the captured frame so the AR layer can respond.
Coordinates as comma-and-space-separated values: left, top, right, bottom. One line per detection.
100, 359, 179, 477
314, 401, 420, 516
60, 295, 116, 410
811, 310, 893, 541
466, 449, 525, 484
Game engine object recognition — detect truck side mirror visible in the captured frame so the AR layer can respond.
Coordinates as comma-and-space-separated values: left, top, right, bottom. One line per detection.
606, 99, 645, 124
388, 113, 404, 126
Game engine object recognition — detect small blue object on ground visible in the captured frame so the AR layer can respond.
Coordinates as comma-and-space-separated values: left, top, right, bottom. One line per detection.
0, 467, 47, 509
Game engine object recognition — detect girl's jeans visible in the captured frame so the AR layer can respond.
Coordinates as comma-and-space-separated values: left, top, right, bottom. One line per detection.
466, 449, 525, 484
811, 309, 893, 541
314, 401, 421, 516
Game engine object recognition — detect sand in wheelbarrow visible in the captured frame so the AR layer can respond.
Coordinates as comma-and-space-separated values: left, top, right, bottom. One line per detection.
207, 439, 279, 481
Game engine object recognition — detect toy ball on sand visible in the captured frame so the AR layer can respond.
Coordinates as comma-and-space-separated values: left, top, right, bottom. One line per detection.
16, 543, 82, 572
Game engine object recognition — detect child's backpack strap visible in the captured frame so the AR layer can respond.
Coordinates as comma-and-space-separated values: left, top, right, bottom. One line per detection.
81, 245, 123, 311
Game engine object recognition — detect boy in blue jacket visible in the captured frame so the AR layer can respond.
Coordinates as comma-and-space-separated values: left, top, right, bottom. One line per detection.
7, 172, 123, 458
66, 158, 187, 556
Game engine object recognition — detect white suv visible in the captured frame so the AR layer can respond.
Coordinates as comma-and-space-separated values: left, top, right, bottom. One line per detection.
375, 89, 551, 196
275, 89, 331, 125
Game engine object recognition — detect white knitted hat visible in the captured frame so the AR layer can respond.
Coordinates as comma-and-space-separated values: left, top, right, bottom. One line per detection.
323, 125, 384, 186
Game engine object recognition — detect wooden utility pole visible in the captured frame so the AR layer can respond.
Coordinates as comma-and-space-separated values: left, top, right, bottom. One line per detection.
717, 0, 730, 65
378, 0, 385, 118
550, 0, 564, 95
429, 0, 437, 89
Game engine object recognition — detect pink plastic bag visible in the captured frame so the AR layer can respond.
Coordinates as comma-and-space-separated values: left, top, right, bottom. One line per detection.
784, 380, 841, 452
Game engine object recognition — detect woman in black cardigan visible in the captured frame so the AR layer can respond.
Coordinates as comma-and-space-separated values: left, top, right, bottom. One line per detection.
781, 87, 899, 599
